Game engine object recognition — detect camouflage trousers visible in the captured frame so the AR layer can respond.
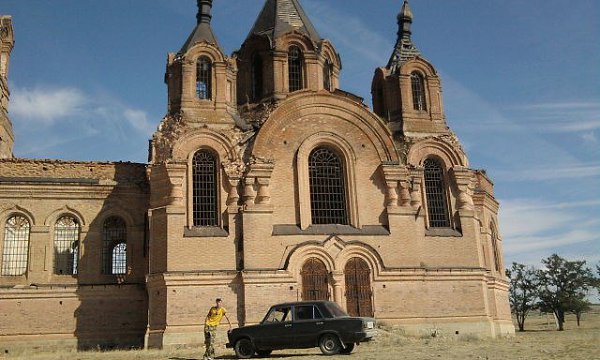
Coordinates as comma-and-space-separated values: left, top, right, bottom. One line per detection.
203, 325, 217, 359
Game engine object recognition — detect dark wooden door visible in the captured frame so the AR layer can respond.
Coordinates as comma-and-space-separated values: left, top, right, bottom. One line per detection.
345, 257, 373, 317
301, 258, 329, 300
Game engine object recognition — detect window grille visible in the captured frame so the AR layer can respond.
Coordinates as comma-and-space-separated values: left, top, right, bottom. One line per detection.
112, 243, 127, 275
288, 46, 304, 92
192, 150, 219, 227
1, 215, 30, 276
411, 72, 427, 111
53, 216, 80, 275
309, 147, 348, 225
102, 216, 127, 275
196, 56, 212, 100
251, 53, 263, 101
323, 59, 333, 91
424, 158, 450, 228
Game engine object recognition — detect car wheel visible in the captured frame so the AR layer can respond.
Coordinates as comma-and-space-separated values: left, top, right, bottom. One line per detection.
340, 343, 355, 354
234, 338, 255, 359
319, 333, 341, 355
255, 349, 272, 357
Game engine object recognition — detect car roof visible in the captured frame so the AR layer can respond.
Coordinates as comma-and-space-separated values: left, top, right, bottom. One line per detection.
269, 300, 334, 307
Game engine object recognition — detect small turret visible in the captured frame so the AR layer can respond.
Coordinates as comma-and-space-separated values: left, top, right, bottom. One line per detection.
236, 0, 342, 104
162, 0, 237, 122
372, 1, 447, 136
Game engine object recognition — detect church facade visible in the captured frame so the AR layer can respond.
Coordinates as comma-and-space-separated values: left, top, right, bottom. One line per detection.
0, 0, 514, 351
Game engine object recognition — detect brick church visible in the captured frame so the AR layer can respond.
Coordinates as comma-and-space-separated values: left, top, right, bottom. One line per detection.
0, 0, 514, 351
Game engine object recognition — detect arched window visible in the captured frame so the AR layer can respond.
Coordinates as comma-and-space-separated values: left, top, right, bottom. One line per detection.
491, 224, 502, 272
196, 56, 212, 100
251, 53, 263, 101
53, 215, 80, 275
323, 59, 333, 91
411, 72, 427, 111
192, 150, 219, 227
102, 216, 127, 275
288, 46, 304, 92
423, 158, 450, 228
309, 147, 348, 225
1, 215, 30, 276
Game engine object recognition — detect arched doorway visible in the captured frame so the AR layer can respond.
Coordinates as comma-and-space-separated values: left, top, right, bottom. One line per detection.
345, 257, 373, 317
301, 258, 329, 300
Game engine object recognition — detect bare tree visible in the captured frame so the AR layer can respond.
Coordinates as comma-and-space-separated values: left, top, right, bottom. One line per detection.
506, 262, 538, 331
536, 254, 595, 331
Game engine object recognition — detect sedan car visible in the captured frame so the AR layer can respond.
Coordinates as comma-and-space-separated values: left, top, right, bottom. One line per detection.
226, 300, 376, 358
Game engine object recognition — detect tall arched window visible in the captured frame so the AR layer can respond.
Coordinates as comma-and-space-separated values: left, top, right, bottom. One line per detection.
192, 150, 219, 227
411, 71, 427, 111
1, 215, 30, 276
53, 215, 80, 275
102, 216, 127, 275
288, 46, 304, 92
196, 56, 212, 100
309, 147, 348, 225
323, 59, 333, 91
251, 53, 263, 102
424, 158, 450, 228
491, 224, 502, 272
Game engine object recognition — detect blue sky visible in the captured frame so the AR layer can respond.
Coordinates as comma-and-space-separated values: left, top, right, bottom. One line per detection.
2, 0, 599, 270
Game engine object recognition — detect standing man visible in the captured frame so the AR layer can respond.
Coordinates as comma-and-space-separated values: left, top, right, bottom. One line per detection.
203, 298, 231, 360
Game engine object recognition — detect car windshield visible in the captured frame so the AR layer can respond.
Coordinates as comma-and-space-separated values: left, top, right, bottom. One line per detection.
324, 302, 349, 318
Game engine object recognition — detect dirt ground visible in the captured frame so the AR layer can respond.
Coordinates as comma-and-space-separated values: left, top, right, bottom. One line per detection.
3, 309, 600, 360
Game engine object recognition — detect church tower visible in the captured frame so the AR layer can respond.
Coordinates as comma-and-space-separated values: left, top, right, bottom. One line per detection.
235, 0, 341, 104
0, 16, 14, 159
372, 1, 447, 137
146, 1, 245, 349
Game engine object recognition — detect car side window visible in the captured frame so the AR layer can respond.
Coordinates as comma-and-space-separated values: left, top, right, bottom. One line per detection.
264, 306, 292, 323
294, 305, 324, 321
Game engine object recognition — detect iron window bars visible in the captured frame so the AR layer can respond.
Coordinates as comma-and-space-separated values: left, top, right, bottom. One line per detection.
1, 215, 30, 276
53, 216, 80, 275
309, 147, 348, 225
424, 158, 450, 228
192, 150, 219, 227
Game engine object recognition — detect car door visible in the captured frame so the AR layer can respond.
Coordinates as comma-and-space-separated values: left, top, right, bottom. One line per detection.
253, 305, 295, 349
292, 304, 326, 348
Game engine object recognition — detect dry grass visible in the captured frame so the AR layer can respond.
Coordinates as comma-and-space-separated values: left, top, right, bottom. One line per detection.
4, 308, 600, 360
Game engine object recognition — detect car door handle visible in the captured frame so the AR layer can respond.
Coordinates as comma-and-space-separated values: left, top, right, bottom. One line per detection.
285, 324, 292, 328
316, 322, 324, 325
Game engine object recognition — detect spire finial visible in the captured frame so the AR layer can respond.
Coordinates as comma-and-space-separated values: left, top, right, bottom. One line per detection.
397, 0, 413, 40
197, 0, 213, 24
386, 0, 421, 72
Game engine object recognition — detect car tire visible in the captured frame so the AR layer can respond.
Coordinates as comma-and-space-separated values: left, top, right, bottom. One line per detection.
234, 338, 255, 359
255, 349, 272, 357
319, 333, 341, 355
340, 343, 355, 354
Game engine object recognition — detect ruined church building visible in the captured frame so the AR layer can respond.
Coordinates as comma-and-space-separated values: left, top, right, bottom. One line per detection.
0, 0, 514, 350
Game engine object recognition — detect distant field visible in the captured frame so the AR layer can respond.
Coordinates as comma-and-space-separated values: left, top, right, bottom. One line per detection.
5, 307, 600, 360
